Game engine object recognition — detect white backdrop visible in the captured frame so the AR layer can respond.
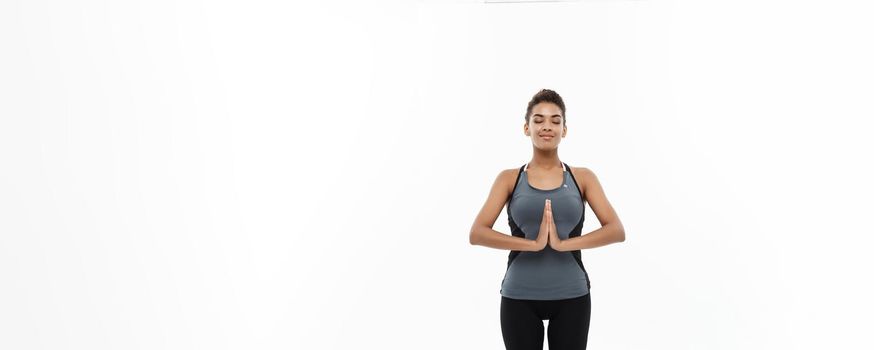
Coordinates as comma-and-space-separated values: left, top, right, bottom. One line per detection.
2, 0, 873, 349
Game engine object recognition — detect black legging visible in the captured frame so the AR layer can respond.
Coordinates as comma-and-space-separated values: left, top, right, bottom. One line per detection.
500, 292, 591, 350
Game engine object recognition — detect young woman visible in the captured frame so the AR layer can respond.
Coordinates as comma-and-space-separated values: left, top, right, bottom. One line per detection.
469, 89, 626, 350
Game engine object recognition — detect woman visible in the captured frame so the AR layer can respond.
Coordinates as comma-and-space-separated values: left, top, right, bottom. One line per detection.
469, 89, 626, 350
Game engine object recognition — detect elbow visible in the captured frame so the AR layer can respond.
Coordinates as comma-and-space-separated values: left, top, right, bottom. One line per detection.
469, 227, 480, 246
615, 223, 626, 243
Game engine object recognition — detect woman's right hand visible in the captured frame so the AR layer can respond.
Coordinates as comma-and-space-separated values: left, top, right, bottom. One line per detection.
532, 199, 551, 251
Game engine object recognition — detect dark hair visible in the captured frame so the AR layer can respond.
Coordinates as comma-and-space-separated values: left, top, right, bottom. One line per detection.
525, 89, 566, 124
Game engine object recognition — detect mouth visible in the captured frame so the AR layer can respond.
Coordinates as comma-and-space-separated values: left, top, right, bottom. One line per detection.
539, 135, 555, 140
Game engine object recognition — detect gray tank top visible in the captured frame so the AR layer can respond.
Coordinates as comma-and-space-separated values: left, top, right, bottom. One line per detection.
500, 162, 591, 300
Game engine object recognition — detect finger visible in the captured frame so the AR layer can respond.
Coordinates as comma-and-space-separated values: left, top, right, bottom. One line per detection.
546, 209, 553, 230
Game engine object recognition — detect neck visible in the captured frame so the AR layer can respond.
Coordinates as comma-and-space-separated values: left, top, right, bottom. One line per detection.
528, 147, 562, 170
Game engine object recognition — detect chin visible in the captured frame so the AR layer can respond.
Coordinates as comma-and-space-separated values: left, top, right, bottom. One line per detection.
535, 143, 559, 150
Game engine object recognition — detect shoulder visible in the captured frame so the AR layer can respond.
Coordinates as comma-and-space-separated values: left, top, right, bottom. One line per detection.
570, 166, 596, 179
569, 166, 598, 189
497, 167, 523, 183
492, 166, 524, 190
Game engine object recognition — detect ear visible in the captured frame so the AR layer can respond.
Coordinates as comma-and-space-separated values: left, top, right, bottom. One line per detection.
524, 123, 530, 136
562, 125, 567, 137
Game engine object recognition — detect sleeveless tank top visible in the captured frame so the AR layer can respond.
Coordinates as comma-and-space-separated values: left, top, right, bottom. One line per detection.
500, 162, 591, 300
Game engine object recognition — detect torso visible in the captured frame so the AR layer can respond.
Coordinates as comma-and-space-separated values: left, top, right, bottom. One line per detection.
500, 162, 592, 300
527, 165, 572, 190
512, 164, 586, 200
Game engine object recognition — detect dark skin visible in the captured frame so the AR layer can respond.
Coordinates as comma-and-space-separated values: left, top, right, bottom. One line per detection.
469, 102, 626, 251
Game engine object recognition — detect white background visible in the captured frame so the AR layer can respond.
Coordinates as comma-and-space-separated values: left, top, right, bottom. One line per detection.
2, 0, 873, 349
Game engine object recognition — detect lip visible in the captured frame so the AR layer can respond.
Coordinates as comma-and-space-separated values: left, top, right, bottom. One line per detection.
539, 135, 555, 139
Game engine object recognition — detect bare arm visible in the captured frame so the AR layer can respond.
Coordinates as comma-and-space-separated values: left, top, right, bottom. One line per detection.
469, 169, 543, 252
555, 167, 626, 252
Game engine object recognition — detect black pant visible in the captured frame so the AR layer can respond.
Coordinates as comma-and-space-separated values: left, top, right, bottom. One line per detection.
500, 292, 591, 350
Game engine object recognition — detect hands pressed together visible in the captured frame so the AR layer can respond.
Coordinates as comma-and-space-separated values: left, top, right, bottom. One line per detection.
533, 199, 564, 252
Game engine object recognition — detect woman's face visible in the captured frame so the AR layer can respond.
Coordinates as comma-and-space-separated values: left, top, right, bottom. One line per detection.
524, 102, 566, 150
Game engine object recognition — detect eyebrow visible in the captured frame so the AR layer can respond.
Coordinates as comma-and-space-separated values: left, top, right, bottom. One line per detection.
532, 114, 562, 118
